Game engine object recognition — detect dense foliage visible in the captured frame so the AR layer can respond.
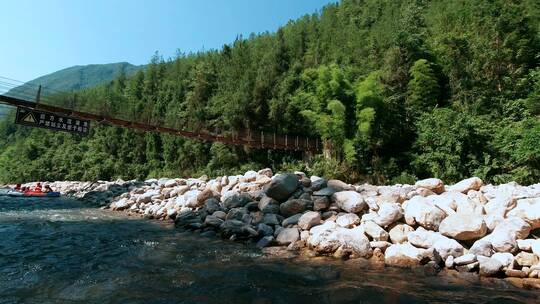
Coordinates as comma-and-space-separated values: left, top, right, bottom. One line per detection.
1, 0, 539, 185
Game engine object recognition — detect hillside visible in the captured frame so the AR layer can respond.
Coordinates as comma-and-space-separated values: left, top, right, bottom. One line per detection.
0, 0, 539, 185
0, 62, 142, 115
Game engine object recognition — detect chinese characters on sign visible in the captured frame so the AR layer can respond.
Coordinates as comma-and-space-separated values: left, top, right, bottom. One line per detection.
15, 107, 90, 135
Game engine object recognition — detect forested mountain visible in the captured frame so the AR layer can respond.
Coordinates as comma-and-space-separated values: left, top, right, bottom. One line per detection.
0, 0, 539, 185
14, 62, 142, 93
0, 62, 142, 115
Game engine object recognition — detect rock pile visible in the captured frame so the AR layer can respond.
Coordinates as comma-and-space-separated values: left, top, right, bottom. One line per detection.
107, 170, 540, 281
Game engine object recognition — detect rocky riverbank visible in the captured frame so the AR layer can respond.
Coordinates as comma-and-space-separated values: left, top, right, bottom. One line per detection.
12, 170, 540, 288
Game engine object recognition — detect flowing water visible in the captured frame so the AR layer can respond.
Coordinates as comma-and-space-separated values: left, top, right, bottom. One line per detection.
0, 196, 538, 304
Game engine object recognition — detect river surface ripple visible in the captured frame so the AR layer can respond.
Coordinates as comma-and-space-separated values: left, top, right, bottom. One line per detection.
0, 196, 538, 304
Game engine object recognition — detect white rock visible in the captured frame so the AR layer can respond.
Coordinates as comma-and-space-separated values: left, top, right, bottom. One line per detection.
336, 213, 360, 228
415, 178, 444, 194
243, 170, 258, 182
447, 177, 483, 193
515, 252, 539, 267
477, 255, 503, 276
507, 197, 540, 229
136, 190, 160, 204
308, 223, 372, 258
370, 241, 391, 251
164, 179, 178, 188
454, 253, 477, 266
517, 239, 535, 251
484, 195, 516, 217
384, 243, 426, 267
491, 252, 514, 269
408, 227, 464, 260
438, 214, 487, 240
331, 191, 367, 213
257, 168, 273, 178
373, 203, 403, 227
184, 190, 202, 208
389, 224, 414, 244
445, 255, 454, 268
362, 221, 389, 241
402, 196, 447, 230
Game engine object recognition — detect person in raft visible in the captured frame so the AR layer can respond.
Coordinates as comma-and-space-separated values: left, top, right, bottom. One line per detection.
32, 183, 43, 193
13, 184, 22, 192
43, 185, 53, 193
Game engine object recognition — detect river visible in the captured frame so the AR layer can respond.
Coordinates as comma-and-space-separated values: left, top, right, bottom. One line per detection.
0, 196, 538, 304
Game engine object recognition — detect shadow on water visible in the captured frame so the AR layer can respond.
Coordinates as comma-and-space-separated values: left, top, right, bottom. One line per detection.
0, 197, 539, 304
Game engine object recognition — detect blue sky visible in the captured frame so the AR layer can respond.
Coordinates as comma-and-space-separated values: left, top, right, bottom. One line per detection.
0, 0, 335, 82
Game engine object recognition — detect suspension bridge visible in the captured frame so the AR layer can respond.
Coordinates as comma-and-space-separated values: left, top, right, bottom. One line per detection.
0, 76, 321, 152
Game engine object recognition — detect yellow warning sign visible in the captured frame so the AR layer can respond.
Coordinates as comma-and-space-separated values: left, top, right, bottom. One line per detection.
22, 113, 36, 124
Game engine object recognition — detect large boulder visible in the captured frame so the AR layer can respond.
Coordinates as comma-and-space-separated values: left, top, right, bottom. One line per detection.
308, 222, 372, 258
331, 191, 367, 213
276, 228, 300, 246
470, 217, 531, 255
447, 177, 483, 193
408, 227, 464, 260
184, 190, 203, 208
403, 196, 447, 230
439, 214, 487, 241
484, 195, 516, 218
280, 199, 310, 217
415, 178, 444, 194
373, 203, 403, 227
384, 243, 426, 267
362, 221, 389, 241
265, 173, 299, 201
389, 224, 414, 244
298, 211, 321, 230
506, 197, 540, 229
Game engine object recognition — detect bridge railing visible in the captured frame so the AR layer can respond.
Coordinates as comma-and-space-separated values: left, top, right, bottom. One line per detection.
0, 77, 322, 152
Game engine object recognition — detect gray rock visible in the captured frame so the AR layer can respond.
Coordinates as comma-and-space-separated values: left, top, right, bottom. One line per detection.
280, 199, 309, 217
263, 213, 281, 226
274, 226, 284, 238
265, 173, 299, 201
257, 223, 274, 236
311, 178, 327, 191
276, 228, 300, 246
224, 194, 251, 209
219, 220, 245, 235
313, 196, 330, 211
245, 201, 259, 212
322, 211, 337, 220
204, 215, 224, 227
327, 179, 354, 191
257, 236, 274, 248
282, 214, 303, 227
203, 198, 221, 214
456, 262, 479, 273
313, 187, 337, 197
226, 207, 248, 221
212, 210, 227, 220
